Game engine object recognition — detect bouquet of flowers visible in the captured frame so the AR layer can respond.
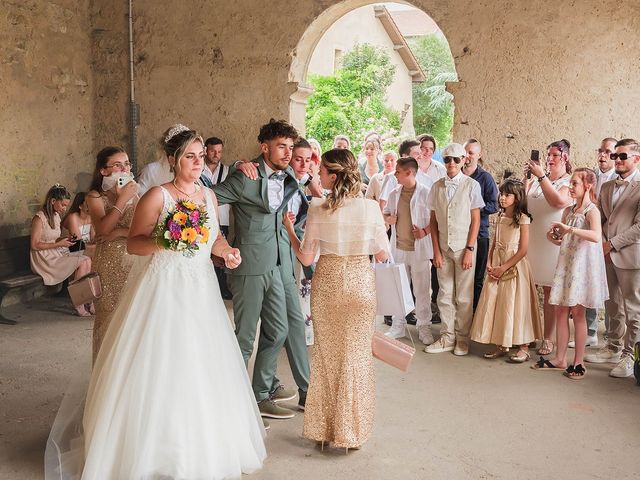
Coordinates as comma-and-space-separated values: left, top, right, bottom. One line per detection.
155, 199, 210, 257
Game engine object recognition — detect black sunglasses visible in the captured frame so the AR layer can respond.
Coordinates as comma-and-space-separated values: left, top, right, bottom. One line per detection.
610, 152, 639, 161
443, 156, 463, 164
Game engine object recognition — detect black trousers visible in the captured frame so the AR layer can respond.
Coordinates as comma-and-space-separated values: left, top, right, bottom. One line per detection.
473, 237, 490, 311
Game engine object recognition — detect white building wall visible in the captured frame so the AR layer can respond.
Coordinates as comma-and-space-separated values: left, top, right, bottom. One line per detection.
308, 5, 416, 136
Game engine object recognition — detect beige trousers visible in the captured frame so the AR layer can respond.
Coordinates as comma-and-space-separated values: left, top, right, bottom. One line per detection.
436, 247, 476, 343
604, 262, 640, 356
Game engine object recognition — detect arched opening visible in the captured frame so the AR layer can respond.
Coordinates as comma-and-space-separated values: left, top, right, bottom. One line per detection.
289, 1, 458, 153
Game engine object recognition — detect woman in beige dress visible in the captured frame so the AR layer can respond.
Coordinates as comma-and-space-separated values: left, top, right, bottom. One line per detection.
86, 147, 139, 361
30, 185, 92, 316
284, 148, 390, 452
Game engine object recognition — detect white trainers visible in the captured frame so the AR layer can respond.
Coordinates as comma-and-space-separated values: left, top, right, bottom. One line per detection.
417, 326, 434, 345
584, 345, 622, 364
609, 354, 634, 378
424, 336, 454, 354
453, 339, 469, 356
568, 334, 598, 348
385, 323, 407, 340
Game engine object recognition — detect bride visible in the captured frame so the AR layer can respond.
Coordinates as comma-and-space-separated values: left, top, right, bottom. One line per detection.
46, 126, 266, 479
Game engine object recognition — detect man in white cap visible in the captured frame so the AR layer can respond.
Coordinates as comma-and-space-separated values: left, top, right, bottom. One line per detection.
425, 142, 484, 356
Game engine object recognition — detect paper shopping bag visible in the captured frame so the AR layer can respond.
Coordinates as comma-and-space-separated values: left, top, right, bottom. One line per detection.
374, 263, 415, 317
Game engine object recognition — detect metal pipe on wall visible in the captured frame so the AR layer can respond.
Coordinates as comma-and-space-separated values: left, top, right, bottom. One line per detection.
128, 0, 139, 174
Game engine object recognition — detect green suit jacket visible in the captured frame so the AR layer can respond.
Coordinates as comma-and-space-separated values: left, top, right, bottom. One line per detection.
212, 155, 301, 277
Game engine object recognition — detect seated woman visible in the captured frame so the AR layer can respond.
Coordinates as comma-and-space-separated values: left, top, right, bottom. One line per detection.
30, 185, 92, 316
61, 192, 96, 258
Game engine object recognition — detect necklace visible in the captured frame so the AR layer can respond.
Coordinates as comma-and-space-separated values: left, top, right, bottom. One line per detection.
172, 180, 199, 198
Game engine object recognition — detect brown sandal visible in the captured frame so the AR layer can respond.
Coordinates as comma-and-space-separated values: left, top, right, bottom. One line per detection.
536, 339, 554, 355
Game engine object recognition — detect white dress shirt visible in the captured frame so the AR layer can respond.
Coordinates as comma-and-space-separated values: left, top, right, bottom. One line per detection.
596, 167, 617, 198
203, 162, 231, 226
426, 171, 485, 209
137, 158, 173, 196
264, 164, 286, 211
379, 169, 434, 202
612, 169, 639, 208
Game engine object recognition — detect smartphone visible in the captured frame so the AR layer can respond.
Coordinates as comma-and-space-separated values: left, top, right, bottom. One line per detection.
117, 174, 133, 187
526, 150, 540, 179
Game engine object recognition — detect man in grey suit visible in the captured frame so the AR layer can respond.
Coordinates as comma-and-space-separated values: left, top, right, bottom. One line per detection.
586, 138, 640, 378
212, 120, 309, 419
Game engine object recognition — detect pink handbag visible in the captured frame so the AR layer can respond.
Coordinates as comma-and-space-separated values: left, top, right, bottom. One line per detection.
68, 272, 103, 306
371, 331, 416, 372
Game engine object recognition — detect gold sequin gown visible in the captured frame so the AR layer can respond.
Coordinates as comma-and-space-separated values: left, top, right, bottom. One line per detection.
92, 195, 136, 362
300, 197, 390, 449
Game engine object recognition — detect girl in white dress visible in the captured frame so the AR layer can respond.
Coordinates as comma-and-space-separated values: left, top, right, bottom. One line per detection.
45, 127, 266, 479
532, 168, 608, 379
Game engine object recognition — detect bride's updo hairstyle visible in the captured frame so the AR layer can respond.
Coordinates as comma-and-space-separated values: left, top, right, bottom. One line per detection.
322, 148, 363, 213
161, 124, 204, 175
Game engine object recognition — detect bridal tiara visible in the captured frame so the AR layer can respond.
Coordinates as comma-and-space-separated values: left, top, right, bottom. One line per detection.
164, 124, 191, 144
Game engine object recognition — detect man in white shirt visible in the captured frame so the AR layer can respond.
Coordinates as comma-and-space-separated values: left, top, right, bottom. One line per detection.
417, 134, 447, 183
595, 137, 618, 197
200, 136, 232, 299
136, 156, 173, 196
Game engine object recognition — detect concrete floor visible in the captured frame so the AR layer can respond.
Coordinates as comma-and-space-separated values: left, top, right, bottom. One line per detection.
1, 295, 639, 480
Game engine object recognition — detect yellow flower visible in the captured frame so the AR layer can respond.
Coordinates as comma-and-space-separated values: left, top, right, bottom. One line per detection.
181, 227, 198, 243
182, 201, 197, 210
200, 226, 210, 243
173, 212, 188, 226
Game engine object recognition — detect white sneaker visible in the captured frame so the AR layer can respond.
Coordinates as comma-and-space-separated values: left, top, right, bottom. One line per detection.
584, 345, 622, 364
417, 326, 434, 345
424, 337, 454, 354
453, 339, 469, 356
568, 334, 598, 348
385, 323, 407, 340
609, 354, 634, 378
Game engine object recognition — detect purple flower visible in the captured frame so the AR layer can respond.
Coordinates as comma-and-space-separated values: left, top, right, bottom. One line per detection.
189, 210, 200, 223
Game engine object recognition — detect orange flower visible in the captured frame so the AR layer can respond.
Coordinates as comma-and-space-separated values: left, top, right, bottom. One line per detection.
173, 212, 188, 226
200, 226, 210, 243
181, 227, 197, 243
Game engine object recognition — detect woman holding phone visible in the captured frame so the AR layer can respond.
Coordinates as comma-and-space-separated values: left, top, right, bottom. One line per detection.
86, 146, 139, 362
524, 139, 572, 355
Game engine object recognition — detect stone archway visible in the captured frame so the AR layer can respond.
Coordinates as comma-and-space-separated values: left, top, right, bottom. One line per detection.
288, 0, 457, 138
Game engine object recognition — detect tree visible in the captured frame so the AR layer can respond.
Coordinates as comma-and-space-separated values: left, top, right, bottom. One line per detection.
410, 34, 457, 148
305, 44, 401, 153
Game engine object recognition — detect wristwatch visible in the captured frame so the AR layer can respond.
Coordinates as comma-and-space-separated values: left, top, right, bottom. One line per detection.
537, 174, 547, 182
465, 245, 475, 252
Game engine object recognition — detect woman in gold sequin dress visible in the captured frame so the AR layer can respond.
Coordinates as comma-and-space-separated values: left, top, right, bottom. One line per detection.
284, 148, 390, 450
86, 147, 139, 362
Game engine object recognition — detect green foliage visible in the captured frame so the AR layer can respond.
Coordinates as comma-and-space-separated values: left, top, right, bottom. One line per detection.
305, 43, 401, 154
410, 34, 457, 148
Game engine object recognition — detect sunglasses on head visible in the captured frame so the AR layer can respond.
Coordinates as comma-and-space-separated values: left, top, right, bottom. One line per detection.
610, 152, 640, 161
443, 156, 463, 164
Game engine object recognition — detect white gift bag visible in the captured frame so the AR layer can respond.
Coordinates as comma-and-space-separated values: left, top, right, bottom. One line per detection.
375, 262, 415, 317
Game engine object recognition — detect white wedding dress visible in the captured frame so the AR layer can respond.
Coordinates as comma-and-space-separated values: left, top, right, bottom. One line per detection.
45, 186, 266, 480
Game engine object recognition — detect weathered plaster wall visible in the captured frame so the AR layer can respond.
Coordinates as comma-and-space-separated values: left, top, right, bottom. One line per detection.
3, 0, 640, 233
98, 0, 640, 175
1, 0, 94, 236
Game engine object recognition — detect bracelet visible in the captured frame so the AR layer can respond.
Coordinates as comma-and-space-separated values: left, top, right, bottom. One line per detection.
113, 205, 124, 215
537, 174, 547, 182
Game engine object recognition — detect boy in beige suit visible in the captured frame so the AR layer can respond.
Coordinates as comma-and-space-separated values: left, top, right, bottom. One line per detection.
586, 138, 640, 378
425, 143, 484, 356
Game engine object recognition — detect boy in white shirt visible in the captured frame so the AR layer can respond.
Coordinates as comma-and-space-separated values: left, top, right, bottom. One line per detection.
383, 157, 434, 345
425, 143, 485, 356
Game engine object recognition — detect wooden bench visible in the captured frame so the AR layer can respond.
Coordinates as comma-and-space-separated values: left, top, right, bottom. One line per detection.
0, 235, 45, 325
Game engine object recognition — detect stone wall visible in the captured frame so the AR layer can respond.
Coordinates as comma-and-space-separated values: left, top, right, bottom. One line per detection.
1, 0, 94, 236
2, 0, 640, 233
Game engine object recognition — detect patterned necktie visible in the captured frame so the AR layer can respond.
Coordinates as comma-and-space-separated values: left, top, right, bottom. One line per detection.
269, 171, 285, 181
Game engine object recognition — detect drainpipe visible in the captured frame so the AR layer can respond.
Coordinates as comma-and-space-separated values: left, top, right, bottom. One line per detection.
128, 0, 140, 174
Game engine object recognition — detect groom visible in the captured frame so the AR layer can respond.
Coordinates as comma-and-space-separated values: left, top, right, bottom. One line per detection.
213, 119, 310, 420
